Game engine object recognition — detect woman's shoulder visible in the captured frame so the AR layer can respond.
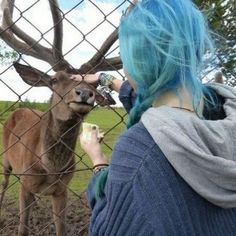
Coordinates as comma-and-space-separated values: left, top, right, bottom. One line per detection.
109, 122, 165, 182
114, 122, 157, 158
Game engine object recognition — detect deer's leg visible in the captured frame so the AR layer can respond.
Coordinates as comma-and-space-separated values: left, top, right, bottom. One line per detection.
52, 190, 68, 236
0, 158, 12, 217
18, 185, 35, 236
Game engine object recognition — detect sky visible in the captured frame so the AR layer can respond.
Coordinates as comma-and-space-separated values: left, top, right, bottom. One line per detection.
0, 0, 130, 104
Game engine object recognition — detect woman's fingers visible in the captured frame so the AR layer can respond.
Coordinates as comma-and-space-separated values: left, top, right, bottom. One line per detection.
70, 74, 99, 85
70, 74, 82, 81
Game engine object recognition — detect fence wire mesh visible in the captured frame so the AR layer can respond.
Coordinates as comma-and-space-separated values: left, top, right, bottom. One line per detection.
0, 0, 235, 236
0, 1, 131, 235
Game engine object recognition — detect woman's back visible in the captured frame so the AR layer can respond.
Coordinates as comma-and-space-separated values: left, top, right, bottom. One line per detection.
88, 119, 236, 235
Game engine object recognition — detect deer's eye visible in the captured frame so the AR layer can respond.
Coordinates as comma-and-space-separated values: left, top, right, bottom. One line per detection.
51, 77, 58, 85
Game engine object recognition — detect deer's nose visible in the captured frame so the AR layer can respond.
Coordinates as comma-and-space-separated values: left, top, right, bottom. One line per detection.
75, 89, 95, 103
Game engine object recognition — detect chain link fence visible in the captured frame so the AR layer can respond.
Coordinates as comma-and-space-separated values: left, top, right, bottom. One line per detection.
0, 1, 131, 235
0, 0, 235, 236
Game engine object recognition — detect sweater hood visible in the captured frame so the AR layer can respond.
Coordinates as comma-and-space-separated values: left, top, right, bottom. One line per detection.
141, 83, 236, 208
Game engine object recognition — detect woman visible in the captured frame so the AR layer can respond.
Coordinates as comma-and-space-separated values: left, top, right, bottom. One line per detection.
79, 0, 236, 235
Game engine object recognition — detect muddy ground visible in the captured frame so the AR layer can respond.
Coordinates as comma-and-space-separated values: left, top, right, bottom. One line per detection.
0, 193, 91, 236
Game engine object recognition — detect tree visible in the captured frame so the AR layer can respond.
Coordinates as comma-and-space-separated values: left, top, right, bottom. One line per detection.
0, 41, 18, 64
194, 0, 236, 85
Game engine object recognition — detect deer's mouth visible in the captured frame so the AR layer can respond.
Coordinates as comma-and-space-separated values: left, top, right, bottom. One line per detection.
68, 102, 93, 113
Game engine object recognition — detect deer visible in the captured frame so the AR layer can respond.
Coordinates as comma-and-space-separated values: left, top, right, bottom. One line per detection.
0, 0, 122, 235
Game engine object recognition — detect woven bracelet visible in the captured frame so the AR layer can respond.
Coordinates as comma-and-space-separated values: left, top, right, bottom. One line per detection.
92, 163, 109, 175
92, 163, 109, 170
93, 166, 108, 175
98, 73, 116, 87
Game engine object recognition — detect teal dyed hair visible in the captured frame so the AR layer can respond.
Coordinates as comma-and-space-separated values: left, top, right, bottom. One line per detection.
119, 0, 215, 127
94, 168, 108, 199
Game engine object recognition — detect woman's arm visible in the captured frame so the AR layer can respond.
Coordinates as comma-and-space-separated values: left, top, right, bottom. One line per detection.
70, 73, 123, 93
84, 125, 156, 235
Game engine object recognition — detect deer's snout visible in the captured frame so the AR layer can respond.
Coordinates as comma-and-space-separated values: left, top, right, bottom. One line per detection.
75, 88, 95, 104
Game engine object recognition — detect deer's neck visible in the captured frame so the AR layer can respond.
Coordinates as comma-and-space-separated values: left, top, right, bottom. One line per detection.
40, 111, 82, 172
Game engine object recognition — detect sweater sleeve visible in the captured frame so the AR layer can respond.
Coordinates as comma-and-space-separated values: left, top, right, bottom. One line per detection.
118, 80, 136, 113
86, 124, 157, 236
87, 169, 108, 210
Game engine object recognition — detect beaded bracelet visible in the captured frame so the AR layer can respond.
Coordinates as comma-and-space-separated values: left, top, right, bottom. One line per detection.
93, 166, 108, 175
98, 73, 116, 88
92, 163, 109, 175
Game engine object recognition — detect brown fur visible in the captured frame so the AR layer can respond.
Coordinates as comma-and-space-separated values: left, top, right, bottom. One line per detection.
0, 65, 100, 236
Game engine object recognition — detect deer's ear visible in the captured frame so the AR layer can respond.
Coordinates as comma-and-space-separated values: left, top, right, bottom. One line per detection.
13, 62, 51, 87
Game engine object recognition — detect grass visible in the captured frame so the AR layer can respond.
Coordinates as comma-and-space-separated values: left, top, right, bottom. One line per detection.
70, 106, 127, 193
0, 101, 127, 200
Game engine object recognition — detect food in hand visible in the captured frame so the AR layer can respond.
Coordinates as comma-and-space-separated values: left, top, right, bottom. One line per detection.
82, 122, 104, 142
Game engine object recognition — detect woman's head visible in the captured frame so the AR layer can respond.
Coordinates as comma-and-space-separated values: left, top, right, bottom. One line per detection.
119, 0, 215, 127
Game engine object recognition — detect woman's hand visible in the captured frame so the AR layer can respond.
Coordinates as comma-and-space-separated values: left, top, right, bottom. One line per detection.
80, 128, 108, 166
70, 74, 99, 86
70, 73, 123, 93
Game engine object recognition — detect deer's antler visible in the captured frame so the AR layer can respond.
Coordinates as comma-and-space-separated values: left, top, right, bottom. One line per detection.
0, 0, 40, 59
78, 29, 122, 74
49, 0, 63, 65
79, 0, 140, 73
0, 0, 122, 73
0, 0, 72, 71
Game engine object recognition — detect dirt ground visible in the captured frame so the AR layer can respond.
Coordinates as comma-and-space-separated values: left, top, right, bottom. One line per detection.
0, 193, 91, 236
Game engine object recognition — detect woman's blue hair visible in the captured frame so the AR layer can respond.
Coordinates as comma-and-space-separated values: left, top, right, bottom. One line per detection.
119, 0, 215, 128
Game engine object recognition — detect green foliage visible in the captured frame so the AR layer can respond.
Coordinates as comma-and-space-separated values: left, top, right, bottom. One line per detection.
0, 42, 18, 64
0, 101, 19, 122
194, 0, 236, 85
0, 100, 49, 123
18, 98, 49, 111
